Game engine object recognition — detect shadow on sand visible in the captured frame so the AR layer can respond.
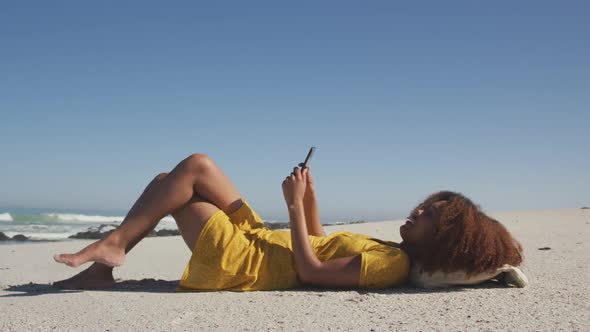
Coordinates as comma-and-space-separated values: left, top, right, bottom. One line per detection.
2, 278, 510, 298
1, 279, 181, 297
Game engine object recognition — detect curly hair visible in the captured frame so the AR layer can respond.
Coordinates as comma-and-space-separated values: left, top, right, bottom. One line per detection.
410, 191, 524, 277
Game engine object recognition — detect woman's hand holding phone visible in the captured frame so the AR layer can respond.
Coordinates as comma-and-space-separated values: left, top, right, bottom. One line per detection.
283, 147, 316, 206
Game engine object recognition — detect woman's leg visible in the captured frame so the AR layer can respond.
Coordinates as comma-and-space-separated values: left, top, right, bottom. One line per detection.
53, 153, 244, 268
53, 153, 245, 288
53, 194, 224, 289
53, 172, 172, 288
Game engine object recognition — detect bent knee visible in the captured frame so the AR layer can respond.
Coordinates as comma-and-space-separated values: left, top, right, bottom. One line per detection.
154, 172, 169, 181
181, 153, 214, 173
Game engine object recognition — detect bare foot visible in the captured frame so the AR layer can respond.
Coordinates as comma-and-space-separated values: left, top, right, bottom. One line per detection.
53, 263, 115, 290
53, 238, 126, 268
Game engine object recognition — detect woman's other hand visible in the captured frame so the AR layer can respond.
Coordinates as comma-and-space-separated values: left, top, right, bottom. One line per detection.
301, 166, 315, 201
297, 163, 315, 196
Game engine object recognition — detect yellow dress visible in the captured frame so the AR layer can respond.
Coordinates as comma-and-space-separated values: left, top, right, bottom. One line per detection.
178, 199, 409, 291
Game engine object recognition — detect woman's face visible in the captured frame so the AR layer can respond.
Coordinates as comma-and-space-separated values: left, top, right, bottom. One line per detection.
400, 200, 446, 247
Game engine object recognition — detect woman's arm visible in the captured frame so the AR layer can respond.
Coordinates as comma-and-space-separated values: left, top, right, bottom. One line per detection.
289, 202, 360, 287
303, 191, 326, 237
302, 167, 326, 237
284, 167, 360, 288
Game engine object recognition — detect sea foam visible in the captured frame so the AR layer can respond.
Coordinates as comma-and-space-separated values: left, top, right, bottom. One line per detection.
42, 213, 126, 223
0, 212, 178, 241
40, 213, 177, 223
0, 213, 13, 222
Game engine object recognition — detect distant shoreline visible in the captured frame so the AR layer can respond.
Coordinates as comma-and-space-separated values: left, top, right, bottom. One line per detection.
3, 206, 587, 243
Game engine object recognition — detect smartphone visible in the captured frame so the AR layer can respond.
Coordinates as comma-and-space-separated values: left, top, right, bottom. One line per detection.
298, 146, 316, 169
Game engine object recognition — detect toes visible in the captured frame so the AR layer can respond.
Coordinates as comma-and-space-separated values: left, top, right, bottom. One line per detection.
53, 254, 68, 264
53, 254, 80, 267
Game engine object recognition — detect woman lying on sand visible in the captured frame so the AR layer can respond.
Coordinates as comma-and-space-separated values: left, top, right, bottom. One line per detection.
53, 153, 526, 290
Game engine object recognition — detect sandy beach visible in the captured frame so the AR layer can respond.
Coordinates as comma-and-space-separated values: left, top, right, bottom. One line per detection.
1, 208, 588, 331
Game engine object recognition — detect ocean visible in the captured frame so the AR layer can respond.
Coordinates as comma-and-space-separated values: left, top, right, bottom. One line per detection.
0, 207, 365, 242
0, 208, 177, 241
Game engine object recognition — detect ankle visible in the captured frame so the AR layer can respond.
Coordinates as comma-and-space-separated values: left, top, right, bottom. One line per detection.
103, 232, 126, 251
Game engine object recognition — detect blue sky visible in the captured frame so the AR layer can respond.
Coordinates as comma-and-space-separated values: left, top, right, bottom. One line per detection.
1, 2, 588, 223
